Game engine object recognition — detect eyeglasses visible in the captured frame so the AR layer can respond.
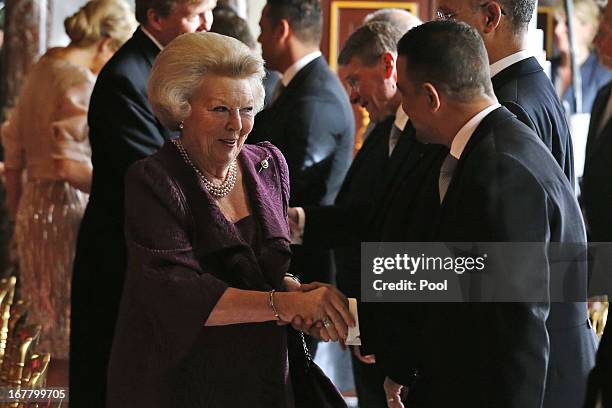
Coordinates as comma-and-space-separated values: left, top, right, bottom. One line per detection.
436, 1, 505, 21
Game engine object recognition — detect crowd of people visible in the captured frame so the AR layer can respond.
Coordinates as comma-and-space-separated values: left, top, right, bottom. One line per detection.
1, 0, 611, 407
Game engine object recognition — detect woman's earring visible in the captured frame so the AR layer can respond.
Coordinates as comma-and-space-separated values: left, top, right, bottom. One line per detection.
179, 121, 184, 130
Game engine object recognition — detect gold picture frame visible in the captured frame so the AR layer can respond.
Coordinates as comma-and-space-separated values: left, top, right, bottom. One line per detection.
329, 1, 419, 70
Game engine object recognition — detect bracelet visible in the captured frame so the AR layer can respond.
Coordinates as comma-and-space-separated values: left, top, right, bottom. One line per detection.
269, 289, 281, 320
284, 273, 301, 284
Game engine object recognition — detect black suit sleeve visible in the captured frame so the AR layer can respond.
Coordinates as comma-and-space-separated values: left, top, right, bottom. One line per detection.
302, 202, 372, 249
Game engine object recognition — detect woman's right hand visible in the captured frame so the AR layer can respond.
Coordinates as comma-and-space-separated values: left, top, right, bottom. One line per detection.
277, 282, 355, 341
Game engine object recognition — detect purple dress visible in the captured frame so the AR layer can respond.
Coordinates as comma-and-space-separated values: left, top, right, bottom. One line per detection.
106, 142, 294, 408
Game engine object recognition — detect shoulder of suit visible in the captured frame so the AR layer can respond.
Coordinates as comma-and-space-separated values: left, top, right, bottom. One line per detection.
98, 34, 154, 80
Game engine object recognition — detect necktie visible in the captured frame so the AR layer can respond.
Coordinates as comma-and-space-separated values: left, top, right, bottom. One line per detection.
388, 124, 402, 157
271, 82, 285, 104
438, 154, 458, 203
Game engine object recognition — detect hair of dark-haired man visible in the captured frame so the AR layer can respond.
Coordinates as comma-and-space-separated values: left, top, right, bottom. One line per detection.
266, 0, 322, 46
211, 8, 257, 49
496, 0, 535, 34
338, 21, 406, 67
135, 0, 172, 24
397, 20, 494, 102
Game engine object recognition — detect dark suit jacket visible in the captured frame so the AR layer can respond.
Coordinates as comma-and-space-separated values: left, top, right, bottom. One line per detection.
582, 81, 612, 408
356, 127, 447, 379
249, 56, 354, 283
583, 81, 612, 242
585, 327, 612, 408
493, 58, 596, 408
263, 68, 281, 109
492, 57, 574, 184
107, 142, 293, 408
394, 107, 586, 408
70, 27, 172, 406
302, 116, 393, 297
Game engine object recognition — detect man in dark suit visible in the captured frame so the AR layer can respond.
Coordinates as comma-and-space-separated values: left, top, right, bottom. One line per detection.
434, 2, 595, 406
583, 7, 612, 406
250, 0, 354, 286
288, 20, 428, 408
70, 1, 216, 405
583, 81, 612, 242
381, 21, 588, 408
581, 80, 612, 408
436, 0, 574, 184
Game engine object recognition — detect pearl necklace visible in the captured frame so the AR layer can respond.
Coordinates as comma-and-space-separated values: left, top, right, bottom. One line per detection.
171, 138, 237, 198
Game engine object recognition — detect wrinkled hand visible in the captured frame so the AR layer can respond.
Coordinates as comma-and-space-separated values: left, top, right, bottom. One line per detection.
384, 377, 405, 408
352, 346, 376, 364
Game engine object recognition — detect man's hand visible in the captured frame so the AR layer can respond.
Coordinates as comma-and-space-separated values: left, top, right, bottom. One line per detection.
384, 376, 405, 408
288, 207, 299, 227
352, 346, 376, 364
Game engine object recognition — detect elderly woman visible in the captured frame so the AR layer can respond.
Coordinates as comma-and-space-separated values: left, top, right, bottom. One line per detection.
106, 32, 353, 407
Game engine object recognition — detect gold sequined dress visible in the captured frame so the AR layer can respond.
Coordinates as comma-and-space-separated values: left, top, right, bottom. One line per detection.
1, 51, 94, 359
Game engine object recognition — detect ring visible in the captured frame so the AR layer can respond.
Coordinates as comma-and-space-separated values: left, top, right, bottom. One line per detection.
322, 317, 332, 328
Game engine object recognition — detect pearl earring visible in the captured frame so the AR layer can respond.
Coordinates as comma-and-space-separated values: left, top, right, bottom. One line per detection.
179, 121, 184, 130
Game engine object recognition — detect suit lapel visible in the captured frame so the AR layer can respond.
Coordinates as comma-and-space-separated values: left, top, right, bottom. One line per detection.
439, 107, 514, 215
337, 117, 393, 201
266, 57, 325, 121
380, 123, 423, 196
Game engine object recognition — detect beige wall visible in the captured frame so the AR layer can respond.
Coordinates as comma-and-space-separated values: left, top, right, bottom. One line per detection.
246, 0, 265, 40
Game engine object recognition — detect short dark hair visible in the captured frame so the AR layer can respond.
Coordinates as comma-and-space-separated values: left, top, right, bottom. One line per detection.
266, 0, 322, 45
210, 8, 256, 49
497, 0, 535, 34
136, 0, 176, 24
397, 20, 493, 102
338, 22, 406, 66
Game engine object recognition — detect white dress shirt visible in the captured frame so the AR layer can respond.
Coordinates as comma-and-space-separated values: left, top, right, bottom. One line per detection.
389, 106, 409, 156
490, 50, 532, 78
140, 26, 164, 51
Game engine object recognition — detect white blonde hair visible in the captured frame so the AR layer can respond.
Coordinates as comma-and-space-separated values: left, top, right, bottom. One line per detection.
64, 0, 136, 51
148, 32, 266, 130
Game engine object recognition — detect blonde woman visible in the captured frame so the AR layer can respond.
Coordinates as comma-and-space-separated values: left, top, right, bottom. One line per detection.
1, 0, 135, 384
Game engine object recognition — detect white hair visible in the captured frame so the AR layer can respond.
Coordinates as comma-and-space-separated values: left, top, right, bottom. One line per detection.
148, 32, 266, 130
363, 8, 421, 34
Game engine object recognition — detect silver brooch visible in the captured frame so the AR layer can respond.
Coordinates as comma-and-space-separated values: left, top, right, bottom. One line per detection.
258, 156, 271, 173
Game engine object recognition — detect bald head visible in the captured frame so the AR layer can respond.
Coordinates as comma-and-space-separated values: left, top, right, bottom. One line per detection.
363, 8, 421, 34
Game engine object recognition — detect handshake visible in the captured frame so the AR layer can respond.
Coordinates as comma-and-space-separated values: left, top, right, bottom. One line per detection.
274, 278, 358, 343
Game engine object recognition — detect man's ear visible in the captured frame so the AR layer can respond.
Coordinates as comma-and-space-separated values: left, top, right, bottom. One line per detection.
481, 1, 503, 34
276, 18, 291, 44
381, 52, 396, 80
422, 82, 441, 113
146, 8, 164, 32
